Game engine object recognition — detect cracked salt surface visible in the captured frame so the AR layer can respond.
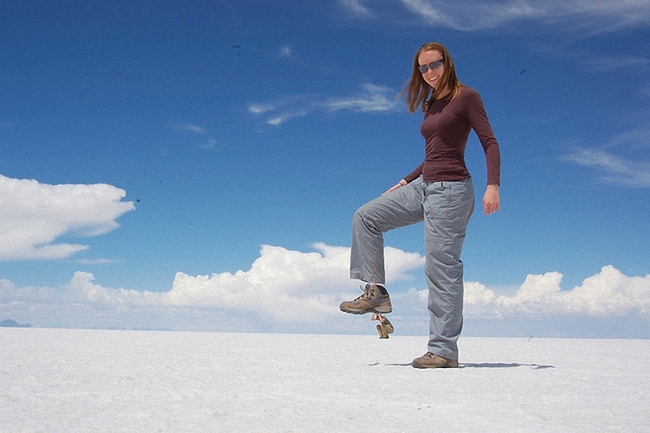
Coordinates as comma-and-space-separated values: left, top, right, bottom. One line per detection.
1, 328, 648, 432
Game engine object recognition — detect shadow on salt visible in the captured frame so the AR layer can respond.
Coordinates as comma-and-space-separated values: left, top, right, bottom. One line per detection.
369, 362, 555, 369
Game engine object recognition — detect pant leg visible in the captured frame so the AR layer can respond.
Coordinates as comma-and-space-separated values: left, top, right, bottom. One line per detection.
423, 178, 475, 360
350, 177, 425, 284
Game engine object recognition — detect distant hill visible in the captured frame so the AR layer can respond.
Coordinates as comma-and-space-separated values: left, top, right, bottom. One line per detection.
0, 319, 32, 328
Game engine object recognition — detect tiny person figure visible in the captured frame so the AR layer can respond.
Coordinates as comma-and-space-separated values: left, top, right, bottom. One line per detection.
340, 42, 501, 368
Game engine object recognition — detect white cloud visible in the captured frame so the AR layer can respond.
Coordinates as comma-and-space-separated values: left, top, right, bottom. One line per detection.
347, 0, 650, 33
0, 175, 135, 261
1, 243, 649, 334
462, 266, 650, 317
0, 243, 423, 329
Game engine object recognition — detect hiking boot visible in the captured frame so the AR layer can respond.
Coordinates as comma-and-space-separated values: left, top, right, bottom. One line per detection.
412, 352, 459, 369
339, 284, 392, 314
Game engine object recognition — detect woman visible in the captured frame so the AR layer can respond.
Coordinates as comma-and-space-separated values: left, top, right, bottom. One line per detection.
340, 42, 501, 368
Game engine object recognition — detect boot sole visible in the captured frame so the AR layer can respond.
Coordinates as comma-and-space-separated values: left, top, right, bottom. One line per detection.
339, 305, 392, 314
412, 363, 458, 369
412, 360, 459, 369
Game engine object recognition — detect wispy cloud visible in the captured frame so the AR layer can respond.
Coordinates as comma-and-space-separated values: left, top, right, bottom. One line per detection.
342, 0, 650, 33
642, 83, 650, 98
563, 129, 650, 187
543, 47, 650, 73
0, 175, 135, 261
325, 83, 400, 113
247, 103, 276, 115
564, 148, 650, 187
582, 54, 650, 72
1, 244, 648, 333
278, 45, 292, 58
173, 123, 219, 150
338, 0, 374, 17
75, 258, 118, 265
248, 83, 401, 126
174, 123, 206, 135
267, 109, 309, 126
198, 139, 217, 150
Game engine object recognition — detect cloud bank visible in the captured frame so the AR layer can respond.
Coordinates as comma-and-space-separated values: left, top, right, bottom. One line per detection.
0, 175, 135, 261
1, 243, 648, 335
464, 266, 650, 317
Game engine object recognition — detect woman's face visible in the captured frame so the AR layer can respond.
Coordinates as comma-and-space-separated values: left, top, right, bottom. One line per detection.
417, 49, 445, 90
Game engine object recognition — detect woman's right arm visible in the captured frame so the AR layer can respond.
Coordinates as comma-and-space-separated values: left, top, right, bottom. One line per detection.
382, 163, 423, 195
383, 178, 408, 195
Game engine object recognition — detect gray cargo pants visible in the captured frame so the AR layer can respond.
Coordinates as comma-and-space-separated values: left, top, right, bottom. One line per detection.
350, 176, 475, 360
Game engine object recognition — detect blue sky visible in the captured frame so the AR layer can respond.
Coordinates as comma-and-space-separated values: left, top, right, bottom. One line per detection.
1, 0, 649, 338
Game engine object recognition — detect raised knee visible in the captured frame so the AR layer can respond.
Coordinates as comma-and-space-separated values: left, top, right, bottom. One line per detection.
353, 204, 381, 233
353, 204, 371, 222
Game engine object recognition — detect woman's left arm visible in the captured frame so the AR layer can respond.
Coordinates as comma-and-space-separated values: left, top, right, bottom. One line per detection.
466, 90, 501, 214
482, 184, 500, 215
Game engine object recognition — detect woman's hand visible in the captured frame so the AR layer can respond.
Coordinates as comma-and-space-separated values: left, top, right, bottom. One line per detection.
482, 184, 500, 215
383, 179, 407, 195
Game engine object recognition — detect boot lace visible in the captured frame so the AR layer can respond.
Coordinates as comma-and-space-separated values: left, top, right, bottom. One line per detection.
353, 284, 374, 301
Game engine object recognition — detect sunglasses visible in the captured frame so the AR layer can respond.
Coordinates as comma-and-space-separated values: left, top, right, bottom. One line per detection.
418, 59, 445, 73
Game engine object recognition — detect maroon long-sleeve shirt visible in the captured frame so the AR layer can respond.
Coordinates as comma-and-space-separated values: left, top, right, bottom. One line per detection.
403, 87, 501, 186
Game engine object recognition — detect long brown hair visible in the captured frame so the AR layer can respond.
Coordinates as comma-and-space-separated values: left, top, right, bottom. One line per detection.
404, 42, 463, 113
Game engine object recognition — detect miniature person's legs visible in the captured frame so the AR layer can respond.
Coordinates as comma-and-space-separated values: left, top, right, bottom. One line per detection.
350, 177, 425, 284
423, 178, 475, 361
